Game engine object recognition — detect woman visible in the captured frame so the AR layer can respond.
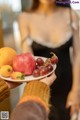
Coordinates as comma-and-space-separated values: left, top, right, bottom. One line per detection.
10, 73, 56, 120
18, 0, 80, 120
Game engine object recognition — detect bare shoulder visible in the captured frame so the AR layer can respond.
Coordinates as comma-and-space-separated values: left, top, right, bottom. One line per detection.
58, 7, 70, 16
60, 7, 79, 23
18, 12, 31, 22
70, 9, 79, 22
64, 7, 79, 21
60, 7, 78, 18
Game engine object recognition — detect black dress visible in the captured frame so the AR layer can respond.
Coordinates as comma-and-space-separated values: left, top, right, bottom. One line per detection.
31, 37, 72, 120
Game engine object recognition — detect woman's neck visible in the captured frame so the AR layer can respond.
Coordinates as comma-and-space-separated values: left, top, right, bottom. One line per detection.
37, 3, 57, 15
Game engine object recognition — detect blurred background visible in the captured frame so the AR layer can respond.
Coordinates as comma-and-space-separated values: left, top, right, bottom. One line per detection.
0, 0, 80, 114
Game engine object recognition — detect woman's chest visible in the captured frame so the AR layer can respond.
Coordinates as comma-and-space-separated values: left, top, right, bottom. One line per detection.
28, 14, 72, 45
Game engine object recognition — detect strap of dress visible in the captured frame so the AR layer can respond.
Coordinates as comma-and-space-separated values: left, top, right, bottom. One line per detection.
69, 8, 74, 31
69, 8, 78, 31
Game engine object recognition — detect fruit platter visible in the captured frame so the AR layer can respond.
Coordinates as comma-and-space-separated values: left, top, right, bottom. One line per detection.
0, 47, 58, 83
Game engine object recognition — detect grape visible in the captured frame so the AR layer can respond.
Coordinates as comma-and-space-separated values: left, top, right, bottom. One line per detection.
50, 52, 58, 64
36, 65, 40, 69
50, 57, 58, 64
36, 58, 44, 66
44, 58, 51, 66
40, 67, 48, 76
45, 58, 51, 63
46, 64, 53, 72
39, 66, 44, 70
33, 69, 40, 77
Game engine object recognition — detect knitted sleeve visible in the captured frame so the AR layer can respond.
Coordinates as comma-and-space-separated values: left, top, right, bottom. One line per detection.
0, 78, 10, 102
10, 81, 50, 120
19, 81, 50, 110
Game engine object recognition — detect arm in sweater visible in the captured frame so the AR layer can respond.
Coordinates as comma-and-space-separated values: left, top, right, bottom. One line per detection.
10, 81, 50, 120
0, 78, 10, 102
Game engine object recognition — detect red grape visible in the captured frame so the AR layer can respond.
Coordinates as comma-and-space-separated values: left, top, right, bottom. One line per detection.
50, 57, 58, 64
50, 52, 58, 64
36, 65, 40, 69
33, 69, 40, 77
46, 64, 53, 72
44, 58, 51, 66
40, 67, 48, 76
36, 58, 44, 66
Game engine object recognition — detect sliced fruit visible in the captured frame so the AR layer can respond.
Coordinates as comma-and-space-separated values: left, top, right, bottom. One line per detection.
0, 65, 13, 77
10, 72, 24, 80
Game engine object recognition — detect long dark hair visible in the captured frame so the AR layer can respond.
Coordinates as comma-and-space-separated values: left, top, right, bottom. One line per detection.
30, 0, 71, 11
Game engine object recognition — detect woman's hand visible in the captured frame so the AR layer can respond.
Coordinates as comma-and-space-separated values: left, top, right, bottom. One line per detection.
40, 73, 56, 86
66, 89, 80, 119
5, 81, 21, 89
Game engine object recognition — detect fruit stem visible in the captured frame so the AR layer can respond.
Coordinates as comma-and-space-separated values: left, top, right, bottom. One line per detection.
50, 52, 55, 57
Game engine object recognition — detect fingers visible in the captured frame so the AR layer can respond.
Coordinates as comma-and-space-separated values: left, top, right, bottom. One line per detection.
5, 81, 21, 89
70, 105, 79, 120
66, 101, 72, 109
70, 104, 79, 115
66, 93, 80, 119
66, 102, 79, 120
66, 99, 80, 120
66, 100, 80, 115
40, 72, 56, 86
47, 72, 56, 80
66, 97, 73, 109
70, 112, 78, 120
48, 73, 57, 85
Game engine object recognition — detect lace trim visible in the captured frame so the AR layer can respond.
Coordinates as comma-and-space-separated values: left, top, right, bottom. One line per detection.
27, 32, 72, 48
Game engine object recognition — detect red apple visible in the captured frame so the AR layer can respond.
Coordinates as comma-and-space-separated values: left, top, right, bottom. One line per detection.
12, 52, 36, 75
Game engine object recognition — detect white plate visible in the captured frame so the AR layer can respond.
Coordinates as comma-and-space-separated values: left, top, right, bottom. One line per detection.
0, 56, 57, 83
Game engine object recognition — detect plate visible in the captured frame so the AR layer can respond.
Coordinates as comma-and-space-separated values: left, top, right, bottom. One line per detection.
0, 56, 57, 83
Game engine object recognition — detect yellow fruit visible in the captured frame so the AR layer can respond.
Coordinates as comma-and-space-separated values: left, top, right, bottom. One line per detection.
11, 72, 24, 80
0, 65, 13, 77
0, 47, 17, 68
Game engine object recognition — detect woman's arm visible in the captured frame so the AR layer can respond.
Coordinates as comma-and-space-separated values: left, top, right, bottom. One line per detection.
10, 73, 56, 120
71, 10, 79, 90
18, 12, 32, 53
66, 10, 80, 116
10, 81, 50, 120
17, 73, 56, 108
0, 78, 22, 102
0, 78, 10, 102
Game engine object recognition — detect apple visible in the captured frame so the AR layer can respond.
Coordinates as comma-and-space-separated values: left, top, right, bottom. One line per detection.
12, 52, 36, 75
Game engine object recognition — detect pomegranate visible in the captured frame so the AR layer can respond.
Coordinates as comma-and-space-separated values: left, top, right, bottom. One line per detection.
12, 53, 36, 75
